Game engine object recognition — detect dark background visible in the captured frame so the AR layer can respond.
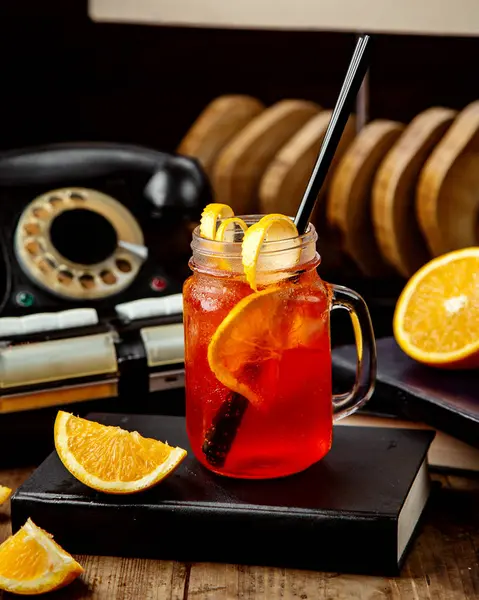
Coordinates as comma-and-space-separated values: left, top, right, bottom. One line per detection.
1, 0, 479, 154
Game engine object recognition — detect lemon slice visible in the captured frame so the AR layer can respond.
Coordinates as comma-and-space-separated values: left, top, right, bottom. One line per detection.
0, 486, 11, 505
200, 203, 235, 240
242, 214, 300, 290
215, 217, 248, 242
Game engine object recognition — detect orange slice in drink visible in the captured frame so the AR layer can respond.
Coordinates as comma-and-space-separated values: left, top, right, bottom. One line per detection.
0, 486, 11, 505
54, 411, 187, 494
208, 285, 327, 407
393, 247, 479, 368
200, 203, 234, 240
242, 214, 300, 290
0, 518, 83, 595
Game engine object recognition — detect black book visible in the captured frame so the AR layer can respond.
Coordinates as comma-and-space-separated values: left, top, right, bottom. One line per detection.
11, 412, 434, 576
333, 337, 479, 448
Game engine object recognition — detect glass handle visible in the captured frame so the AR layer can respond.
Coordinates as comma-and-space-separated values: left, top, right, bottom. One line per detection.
331, 284, 377, 421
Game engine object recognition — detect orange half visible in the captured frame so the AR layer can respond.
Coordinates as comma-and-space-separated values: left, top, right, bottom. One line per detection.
54, 411, 187, 494
393, 247, 479, 368
0, 518, 83, 595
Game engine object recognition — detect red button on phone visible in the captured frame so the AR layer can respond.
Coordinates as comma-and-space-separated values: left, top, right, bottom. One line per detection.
150, 276, 167, 292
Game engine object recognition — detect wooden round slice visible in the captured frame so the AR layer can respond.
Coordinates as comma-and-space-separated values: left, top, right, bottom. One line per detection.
372, 107, 457, 278
416, 100, 479, 257
212, 99, 321, 214
326, 119, 405, 277
177, 95, 265, 179
259, 110, 356, 219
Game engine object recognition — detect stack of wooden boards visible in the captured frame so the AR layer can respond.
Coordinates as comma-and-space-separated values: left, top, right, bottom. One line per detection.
178, 96, 479, 280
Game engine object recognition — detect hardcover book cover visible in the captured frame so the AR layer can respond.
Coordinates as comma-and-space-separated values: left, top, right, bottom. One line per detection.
333, 336, 479, 448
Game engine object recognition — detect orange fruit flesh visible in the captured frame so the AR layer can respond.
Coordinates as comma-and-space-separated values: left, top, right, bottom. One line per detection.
55, 411, 187, 494
0, 519, 83, 595
394, 248, 479, 366
0, 530, 51, 581
65, 416, 171, 482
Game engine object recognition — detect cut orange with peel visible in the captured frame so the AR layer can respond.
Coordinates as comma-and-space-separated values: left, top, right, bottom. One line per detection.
0, 518, 83, 595
54, 411, 187, 494
394, 247, 479, 368
208, 285, 326, 407
241, 214, 300, 290
0, 486, 11, 505
200, 202, 234, 240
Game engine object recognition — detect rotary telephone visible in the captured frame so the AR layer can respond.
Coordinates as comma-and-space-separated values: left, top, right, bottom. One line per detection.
0, 142, 211, 453
0, 142, 209, 315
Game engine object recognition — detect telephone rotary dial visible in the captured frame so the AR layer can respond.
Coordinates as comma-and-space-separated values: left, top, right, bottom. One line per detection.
0, 141, 211, 317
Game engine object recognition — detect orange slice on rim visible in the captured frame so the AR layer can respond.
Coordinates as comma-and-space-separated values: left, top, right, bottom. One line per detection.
0, 518, 83, 595
199, 203, 235, 240
241, 214, 300, 290
393, 247, 479, 368
200, 204, 244, 271
215, 217, 248, 241
54, 411, 187, 494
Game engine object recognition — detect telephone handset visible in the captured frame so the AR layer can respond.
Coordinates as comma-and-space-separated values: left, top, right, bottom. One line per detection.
0, 142, 211, 317
0, 142, 204, 216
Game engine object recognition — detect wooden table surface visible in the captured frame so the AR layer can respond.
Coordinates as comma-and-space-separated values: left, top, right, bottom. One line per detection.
1, 467, 479, 599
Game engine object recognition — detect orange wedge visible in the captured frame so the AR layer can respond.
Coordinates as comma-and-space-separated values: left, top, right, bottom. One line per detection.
0, 486, 11, 505
208, 285, 327, 407
393, 247, 479, 368
0, 518, 83, 595
54, 411, 187, 494
241, 214, 300, 290
200, 203, 234, 240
